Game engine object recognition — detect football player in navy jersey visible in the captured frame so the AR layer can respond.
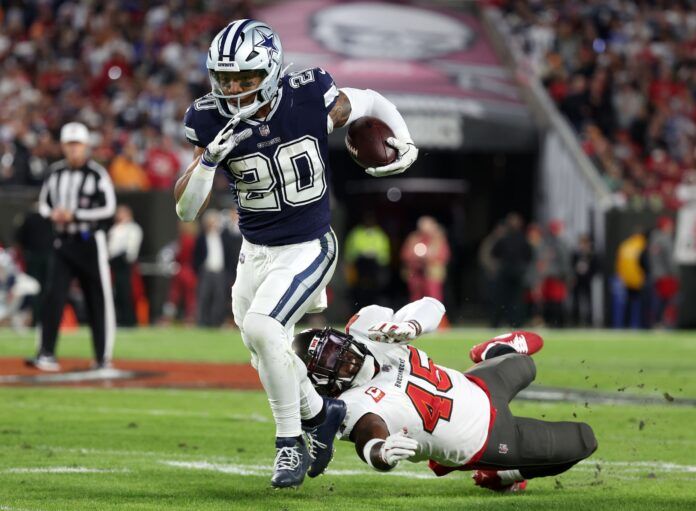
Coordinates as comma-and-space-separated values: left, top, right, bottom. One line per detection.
175, 19, 418, 489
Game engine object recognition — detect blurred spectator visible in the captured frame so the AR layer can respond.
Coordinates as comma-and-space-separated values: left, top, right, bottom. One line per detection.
344, 212, 391, 308
524, 222, 545, 327
491, 212, 532, 328
615, 227, 650, 329
109, 139, 150, 190
144, 132, 180, 190
107, 205, 143, 327
478, 221, 506, 325
649, 216, 678, 327
161, 221, 197, 325
571, 233, 599, 326
193, 210, 236, 327
502, 1, 696, 211
0, 248, 40, 332
538, 220, 572, 327
400, 216, 450, 303
13, 203, 53, 324
0, 2, 252, 190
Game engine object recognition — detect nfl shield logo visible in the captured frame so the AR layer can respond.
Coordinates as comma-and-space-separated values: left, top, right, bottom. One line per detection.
498, 443, 509, 454
259, 124, 270, 137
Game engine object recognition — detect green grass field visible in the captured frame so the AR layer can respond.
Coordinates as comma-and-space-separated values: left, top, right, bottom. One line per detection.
1, 327, 695, 511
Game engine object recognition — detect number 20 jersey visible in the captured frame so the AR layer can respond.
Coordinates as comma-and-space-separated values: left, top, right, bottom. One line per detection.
338, 337, 492, 467
184, 68, 339, 246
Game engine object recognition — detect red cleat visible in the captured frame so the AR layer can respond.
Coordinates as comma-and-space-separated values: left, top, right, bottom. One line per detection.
469, 331, 543, 363
472, 470, 527, 493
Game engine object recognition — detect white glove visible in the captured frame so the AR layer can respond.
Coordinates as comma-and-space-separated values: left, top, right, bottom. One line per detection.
365, 138, 418, 177
367, 320, 421, 344
201, 117, 252, 167
380, 429, 418, 467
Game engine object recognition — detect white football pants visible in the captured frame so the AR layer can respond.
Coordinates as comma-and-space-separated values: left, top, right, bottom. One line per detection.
232, 230, 337, 437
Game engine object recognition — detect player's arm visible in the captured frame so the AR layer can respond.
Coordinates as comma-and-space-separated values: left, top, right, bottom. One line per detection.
367, 297, 445, 344
350, 413, 418, 472
175, 118, 252, 222
329, 89, 418, 177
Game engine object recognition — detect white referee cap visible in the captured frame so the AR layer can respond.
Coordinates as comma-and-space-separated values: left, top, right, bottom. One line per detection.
60, 122, 90, 144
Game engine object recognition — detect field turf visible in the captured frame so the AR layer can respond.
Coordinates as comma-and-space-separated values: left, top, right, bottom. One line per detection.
0, 327, 695, 510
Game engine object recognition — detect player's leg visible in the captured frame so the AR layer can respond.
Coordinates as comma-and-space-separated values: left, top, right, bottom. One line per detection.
232, 233, 332, 486
243, 231, 344, 485
465, 352, 537, 403
473, 415, 597, 490
469, 331, 544, 363
29, 246, 74, 370
468, 354, 597, 489
78, 233, 116, 367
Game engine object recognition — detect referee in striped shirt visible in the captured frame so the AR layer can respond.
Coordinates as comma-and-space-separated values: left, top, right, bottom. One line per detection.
26, 122, 117, 372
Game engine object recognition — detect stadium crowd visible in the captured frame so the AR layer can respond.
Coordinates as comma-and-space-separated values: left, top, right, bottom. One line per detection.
500, 0, 696, 211
0, 0, 251, 191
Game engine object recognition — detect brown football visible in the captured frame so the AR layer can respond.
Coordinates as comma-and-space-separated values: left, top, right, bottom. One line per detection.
345, 116, 397, 169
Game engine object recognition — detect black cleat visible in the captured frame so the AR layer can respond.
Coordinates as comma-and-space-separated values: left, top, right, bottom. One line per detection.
270, 436, 310, 489
304, 398, 347, 477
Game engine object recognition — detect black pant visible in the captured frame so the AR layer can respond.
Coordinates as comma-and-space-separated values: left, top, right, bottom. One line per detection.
40, 232, 115, 364
465, 354, 597, 479
111, 256, 136, 327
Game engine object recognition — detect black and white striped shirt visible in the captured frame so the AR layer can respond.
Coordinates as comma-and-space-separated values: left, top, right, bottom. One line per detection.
38, 159, 116, 236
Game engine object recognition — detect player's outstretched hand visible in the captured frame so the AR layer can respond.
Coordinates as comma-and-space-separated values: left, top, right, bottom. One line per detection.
380, 428, 418, 467
365, 138, 418, 177
367, 321, 421, 344
202, 117, 253, 167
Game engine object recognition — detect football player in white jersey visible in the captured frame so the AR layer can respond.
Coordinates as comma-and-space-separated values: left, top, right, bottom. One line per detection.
174, 20, 418, 488
293, 298, 598, 492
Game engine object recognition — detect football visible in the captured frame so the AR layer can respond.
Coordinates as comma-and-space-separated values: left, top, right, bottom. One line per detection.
345, 116, 397, 169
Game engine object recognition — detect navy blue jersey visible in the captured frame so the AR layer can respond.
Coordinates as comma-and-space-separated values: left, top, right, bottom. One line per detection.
184, 68, 339, 246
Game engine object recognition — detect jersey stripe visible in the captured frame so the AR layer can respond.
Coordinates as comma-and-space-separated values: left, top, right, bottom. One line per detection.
270, 230, 337, 325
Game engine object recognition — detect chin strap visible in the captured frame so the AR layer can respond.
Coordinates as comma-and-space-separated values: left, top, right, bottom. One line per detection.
351, 355, 376, 388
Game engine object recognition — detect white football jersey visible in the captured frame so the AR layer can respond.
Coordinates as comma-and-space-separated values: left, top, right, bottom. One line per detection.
338, 304, 492, 467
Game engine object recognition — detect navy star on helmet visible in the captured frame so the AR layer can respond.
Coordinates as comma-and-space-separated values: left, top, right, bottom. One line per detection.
255, 29, 280, 61
207, 19, 284, 119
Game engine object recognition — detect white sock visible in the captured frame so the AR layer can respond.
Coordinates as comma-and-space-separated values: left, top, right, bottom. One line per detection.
497, 469, 524, 484
294, 354, 324, 421
242, 313, 302, 437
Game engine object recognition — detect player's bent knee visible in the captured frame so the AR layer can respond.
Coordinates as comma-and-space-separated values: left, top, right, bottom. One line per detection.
578, 422, 598, 458
241, 312, 286, 355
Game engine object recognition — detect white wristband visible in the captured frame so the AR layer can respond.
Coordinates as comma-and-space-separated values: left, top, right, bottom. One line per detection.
362, 438, 387, 471
175, 161, 216, 222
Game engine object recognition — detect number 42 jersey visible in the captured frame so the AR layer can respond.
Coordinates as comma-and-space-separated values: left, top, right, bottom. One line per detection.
338, 337, 494, 468
184, 68, 339, 246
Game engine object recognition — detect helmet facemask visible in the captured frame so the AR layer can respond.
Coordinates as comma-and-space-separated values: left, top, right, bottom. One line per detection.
209, 69, 271, 119
293, 328, 370, 397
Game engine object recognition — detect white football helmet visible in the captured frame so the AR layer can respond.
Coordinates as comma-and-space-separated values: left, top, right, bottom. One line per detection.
207, 19, 284, 119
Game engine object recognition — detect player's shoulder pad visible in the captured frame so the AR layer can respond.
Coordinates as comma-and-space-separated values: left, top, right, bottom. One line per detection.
284, 67, 339, 111
183, 94, 219, 148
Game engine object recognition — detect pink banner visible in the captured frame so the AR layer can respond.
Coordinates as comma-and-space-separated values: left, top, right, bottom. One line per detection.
255, 0, 524, 107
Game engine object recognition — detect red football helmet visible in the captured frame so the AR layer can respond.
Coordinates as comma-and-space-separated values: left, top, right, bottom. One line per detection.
292, 327, 368, 397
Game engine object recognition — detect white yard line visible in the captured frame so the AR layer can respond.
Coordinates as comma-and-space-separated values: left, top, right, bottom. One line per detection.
3, 467, 129, 474
161, 460, 437, 479
8, 402, 269, 422
6, 445, 694, 479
